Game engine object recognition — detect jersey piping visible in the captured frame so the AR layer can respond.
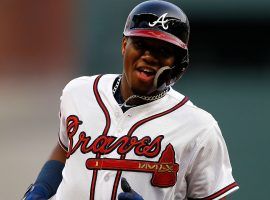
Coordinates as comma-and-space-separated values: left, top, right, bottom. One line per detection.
188, 182, 239, 200
58, 135, 68, 152
90, 75, 189, 200
90, 75, 112, 200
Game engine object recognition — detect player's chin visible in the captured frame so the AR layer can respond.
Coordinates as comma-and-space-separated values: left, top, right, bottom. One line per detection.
131, 83, 155, 96
129, 74, 156, 95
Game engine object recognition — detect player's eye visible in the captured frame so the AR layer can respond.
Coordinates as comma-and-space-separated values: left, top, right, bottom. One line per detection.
159, 47, 169, 57
159, 47, 174, 58
133, 40, 144, 49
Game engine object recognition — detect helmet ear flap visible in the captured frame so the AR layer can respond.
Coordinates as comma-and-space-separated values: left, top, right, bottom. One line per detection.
154, 66, 172, 91
172, 52, 189, 81
153, 50, 189, 91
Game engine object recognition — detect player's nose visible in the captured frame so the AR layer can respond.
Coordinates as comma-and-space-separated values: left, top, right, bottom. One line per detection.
141, 49, 159, 66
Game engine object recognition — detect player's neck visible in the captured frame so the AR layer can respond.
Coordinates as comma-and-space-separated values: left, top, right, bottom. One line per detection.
113, 75, 169, 111
119, 76, 134, 101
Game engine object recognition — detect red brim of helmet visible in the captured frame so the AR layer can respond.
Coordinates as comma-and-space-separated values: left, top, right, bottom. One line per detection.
124, 29, 187, 50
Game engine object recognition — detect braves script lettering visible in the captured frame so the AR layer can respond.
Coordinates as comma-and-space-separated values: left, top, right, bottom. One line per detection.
66, 115, 164, 158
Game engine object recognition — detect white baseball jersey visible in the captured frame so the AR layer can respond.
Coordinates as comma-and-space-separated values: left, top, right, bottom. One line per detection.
52, 74, 238, 200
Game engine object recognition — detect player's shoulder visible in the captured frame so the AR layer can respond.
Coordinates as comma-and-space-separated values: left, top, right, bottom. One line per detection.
62, 75, 97, 93
62, 74, 118, 93
168, 88, 217, 125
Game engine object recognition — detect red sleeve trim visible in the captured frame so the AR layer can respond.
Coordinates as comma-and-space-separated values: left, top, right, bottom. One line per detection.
188, 182, 239, 200
58, 136, 68, 152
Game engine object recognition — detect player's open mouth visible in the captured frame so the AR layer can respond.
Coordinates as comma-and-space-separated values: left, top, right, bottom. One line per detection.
137, 67, 156, 77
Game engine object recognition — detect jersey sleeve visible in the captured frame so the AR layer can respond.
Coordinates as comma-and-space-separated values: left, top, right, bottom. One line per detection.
58, 92, 69, 151
186, 122, 239, 199
56, 76, 98, 152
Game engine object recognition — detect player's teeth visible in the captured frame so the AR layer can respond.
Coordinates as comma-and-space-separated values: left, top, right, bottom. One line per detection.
143, 69, 153, 73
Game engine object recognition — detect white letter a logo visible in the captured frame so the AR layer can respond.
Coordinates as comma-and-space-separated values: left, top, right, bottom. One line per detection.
149, 13, 169, 30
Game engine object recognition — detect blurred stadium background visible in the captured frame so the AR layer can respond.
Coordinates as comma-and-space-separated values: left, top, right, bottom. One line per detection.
0, 0, 269, 199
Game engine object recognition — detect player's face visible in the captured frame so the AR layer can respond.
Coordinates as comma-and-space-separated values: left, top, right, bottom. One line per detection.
121, 36, 176, 98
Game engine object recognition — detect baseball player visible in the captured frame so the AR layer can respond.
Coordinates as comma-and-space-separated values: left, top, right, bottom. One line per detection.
23, 0, 239, 199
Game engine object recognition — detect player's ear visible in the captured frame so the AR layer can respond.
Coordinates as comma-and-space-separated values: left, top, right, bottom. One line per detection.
121, 36, 128, 55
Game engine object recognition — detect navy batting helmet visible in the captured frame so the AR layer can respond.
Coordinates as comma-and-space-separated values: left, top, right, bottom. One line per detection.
123, 0, 190, 90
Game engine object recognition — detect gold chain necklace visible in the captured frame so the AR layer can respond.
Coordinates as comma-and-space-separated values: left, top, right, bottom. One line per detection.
113, 75, 169, 108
